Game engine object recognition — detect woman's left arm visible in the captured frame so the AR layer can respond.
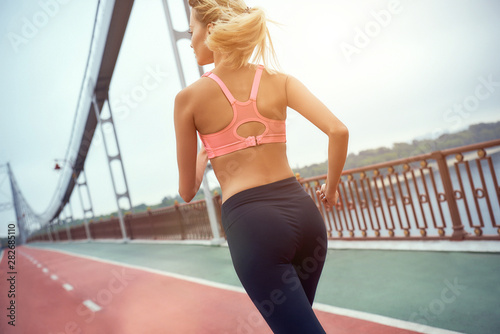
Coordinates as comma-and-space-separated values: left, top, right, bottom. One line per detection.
174, 88, 208, 202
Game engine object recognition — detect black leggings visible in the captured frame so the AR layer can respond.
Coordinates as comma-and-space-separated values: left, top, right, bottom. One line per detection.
221, 176, 328, 334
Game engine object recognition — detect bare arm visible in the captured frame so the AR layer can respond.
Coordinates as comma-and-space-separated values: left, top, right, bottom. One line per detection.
195, 145, 209, 191
174, 89, 208, 202
285, 75, 349, 206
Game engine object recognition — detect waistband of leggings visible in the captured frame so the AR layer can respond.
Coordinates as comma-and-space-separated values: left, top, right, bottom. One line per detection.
221, 176, 306, 213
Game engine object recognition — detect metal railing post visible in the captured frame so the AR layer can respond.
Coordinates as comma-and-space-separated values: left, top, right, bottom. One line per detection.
65, 201, 74, 241
55, 219, 61, 241
162, 0, 223, 244
202, 167, 222, 242
175, 201, 186, 240
46, 224, 53, 242
431, 151, 468, 240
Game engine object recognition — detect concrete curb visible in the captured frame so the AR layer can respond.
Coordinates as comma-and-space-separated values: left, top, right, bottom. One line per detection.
27, 239, 499, 252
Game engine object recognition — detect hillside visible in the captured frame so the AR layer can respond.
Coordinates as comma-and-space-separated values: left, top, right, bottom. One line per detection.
292, 120, 500, 179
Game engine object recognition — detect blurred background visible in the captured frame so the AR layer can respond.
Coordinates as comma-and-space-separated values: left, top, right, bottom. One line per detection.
0, 0, 499, 235
1, 1, 500, 333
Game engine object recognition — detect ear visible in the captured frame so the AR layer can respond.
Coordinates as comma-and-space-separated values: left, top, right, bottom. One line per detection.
207, 22, 213, 35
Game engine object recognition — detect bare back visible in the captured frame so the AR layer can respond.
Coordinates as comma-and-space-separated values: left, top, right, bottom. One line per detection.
192, 65, 294, 202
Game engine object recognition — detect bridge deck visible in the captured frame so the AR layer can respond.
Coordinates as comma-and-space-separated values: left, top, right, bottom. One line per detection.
1, 242, 499, 333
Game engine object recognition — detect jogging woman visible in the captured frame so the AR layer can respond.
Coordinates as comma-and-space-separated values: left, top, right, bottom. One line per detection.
174, 1, 349, 332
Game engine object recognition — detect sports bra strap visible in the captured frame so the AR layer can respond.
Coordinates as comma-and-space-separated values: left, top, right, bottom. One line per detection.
202, 72, 236, 105
202, 65, 264, 104
250, 65, 264, 101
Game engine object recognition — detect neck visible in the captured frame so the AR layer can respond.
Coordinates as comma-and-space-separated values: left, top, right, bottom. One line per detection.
213, 52, 250, 74
213, 52, 225, 67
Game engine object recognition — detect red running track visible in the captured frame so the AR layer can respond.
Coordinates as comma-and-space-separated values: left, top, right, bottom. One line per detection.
0, 246, 422, 334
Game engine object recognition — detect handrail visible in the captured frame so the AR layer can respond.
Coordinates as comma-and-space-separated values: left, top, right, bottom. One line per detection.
28, 140, 500, 243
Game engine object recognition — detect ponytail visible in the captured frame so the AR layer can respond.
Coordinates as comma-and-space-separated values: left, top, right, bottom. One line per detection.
189, 0, 279, 72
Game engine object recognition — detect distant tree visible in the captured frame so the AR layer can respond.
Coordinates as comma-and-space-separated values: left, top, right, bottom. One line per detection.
294, 120, 500, 178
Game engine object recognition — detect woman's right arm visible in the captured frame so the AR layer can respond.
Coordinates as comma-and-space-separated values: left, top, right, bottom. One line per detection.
285, 75, 349, 207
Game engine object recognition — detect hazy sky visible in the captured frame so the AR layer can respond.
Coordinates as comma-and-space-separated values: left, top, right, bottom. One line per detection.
1, 0, 499, 234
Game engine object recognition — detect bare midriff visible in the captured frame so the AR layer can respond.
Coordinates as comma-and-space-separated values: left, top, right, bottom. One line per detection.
210, 142, 294, 203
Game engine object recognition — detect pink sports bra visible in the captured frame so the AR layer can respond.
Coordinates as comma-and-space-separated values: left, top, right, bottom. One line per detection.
198, 65, 287, 159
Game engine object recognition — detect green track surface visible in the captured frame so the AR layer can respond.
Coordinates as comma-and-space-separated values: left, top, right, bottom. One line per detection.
28, 242, 500, 334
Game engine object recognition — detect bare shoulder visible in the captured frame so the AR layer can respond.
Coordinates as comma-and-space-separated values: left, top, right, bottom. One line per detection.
174, 77, 214, 111
260, 69, 289, 99
263, 68, 288, 83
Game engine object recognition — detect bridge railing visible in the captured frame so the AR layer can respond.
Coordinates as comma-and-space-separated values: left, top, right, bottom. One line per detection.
27, 140, 500, 243
299, 139, 500, 240
26, 195, 224, 242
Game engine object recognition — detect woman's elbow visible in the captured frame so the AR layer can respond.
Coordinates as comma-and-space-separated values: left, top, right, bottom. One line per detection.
178, 188, 195, 203
329, 123, 349, 139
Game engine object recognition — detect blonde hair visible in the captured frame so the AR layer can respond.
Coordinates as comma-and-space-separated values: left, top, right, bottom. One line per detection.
189, 0, 279, 72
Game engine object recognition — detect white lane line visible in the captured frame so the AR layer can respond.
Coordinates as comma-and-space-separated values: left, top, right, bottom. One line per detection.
37, 264, 42, 268
26, 247, 245, 293
27, 245, 462, 334
82, 300, 102, 312
50, 274, 58, 280
62, 283, 74, 291
313, 303, 464, 334
42, 268, 49, 273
